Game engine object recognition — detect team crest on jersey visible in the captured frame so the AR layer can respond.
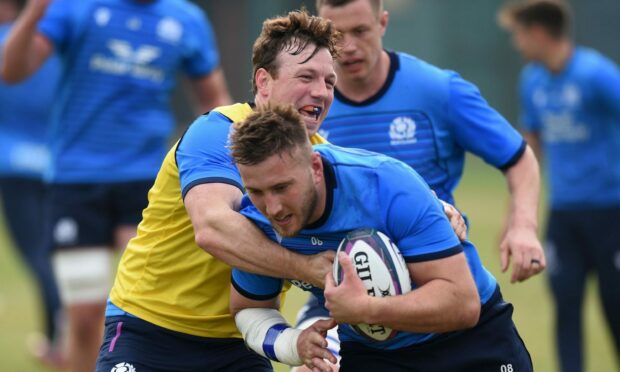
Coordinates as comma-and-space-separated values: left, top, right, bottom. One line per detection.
389, 116, 417, 145
157, 18, 183, 43
94, 7, 111, 27
111, 362, 136, 372
90, 39, 164, 82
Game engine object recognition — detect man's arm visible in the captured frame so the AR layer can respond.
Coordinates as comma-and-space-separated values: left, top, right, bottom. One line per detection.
184, 183, 334, 287
501, 145, 546, 283
0, 0, 53, 83
188, 67, 232, 114
230, 285, 337, 370
324, 251, 480, 333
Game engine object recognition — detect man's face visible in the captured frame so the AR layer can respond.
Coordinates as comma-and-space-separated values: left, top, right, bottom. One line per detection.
511, 24, 544, 61
258, 45, 336, 136
319, 0, 387, 85
239, 148, 323, 237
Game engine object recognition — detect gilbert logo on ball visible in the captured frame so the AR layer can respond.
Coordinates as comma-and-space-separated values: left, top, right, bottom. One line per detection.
333, 228, 411, 341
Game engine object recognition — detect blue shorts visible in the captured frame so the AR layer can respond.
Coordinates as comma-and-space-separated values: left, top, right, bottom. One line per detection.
45, 181, 152, 250
339, 288, 532, 372
96, 316, 273, 372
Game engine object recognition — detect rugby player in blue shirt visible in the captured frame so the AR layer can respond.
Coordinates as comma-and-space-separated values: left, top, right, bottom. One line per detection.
0, 0, 63, 367
499, 1, 620, 371
0, 0, 231, 370
229, 104, 533, 372
316, 0, 545, 283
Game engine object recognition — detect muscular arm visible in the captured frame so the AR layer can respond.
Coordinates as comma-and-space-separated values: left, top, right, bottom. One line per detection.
501, 145, 546, 283
188, 67, 232, 115
325, 252, 480, 333
185, 183, 334, 287
0, 0, 53, 83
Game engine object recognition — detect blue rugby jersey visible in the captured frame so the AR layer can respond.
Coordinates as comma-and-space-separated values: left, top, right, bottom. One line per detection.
0, 24, 60, 179
319, 51, 525, 205
520, 47, 620, 209
37, 0, 220, 183
233, 144, 497, 350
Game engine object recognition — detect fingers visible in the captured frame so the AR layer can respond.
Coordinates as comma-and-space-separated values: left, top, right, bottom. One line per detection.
312, 318, 337, 333
500, 242, 510, 273
337, 251, 356, 283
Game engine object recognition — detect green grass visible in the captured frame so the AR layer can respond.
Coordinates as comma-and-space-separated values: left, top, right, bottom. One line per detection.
0, 155, 618, 371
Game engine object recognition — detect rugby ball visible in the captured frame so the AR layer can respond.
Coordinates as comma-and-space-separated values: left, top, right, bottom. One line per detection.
332, 228, 411, 341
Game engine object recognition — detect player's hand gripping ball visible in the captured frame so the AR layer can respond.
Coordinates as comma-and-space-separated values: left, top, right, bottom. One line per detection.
332, 228, 411, 341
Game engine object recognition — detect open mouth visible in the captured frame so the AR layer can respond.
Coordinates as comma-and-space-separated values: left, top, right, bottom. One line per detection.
299, 105, 322, 120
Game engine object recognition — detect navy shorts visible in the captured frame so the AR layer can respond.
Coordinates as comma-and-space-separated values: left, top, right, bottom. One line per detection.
96, 316, 273, 372
339, 288, 532, 372
45, 181, 152, 249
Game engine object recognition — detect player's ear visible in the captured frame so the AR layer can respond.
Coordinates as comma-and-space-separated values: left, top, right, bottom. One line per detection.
379, 10, 389, 36
255, 68, 272, 97
311, 152, 323, 185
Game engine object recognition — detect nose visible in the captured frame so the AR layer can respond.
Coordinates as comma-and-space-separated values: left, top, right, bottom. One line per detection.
264, 193, 283, 218
341, 33, 357, 54
310, 79, 329, 100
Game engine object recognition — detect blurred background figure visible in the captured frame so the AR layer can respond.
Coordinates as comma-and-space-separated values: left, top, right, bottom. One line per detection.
0, 0, 231, 371
0, 0, 64, 368
499, 1, 620, 371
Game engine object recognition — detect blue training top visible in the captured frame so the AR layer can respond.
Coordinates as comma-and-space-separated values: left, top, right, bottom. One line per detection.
37, 0, 220, 183
319, 51, 525, 205
520, 47, 620, 209
233, 144, 498, 350
0, 24, 60, 179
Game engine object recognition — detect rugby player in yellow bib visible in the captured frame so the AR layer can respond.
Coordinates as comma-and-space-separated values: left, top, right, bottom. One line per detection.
95, 10, 340, 372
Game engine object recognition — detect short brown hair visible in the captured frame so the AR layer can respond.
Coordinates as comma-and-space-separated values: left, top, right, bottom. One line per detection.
316, 0, 382, 15
230, 104, 311, 166
499, 0, 570, 39
251, 10, 341, 95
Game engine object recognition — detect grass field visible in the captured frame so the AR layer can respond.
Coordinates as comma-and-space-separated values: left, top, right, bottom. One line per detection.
0, 155, 618, 371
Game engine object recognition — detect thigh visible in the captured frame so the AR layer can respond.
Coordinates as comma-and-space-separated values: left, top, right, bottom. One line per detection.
110, 180, 153, 226
46, 183, 113, 249
96, 316, 272, 372
545, 210, 588, 290
0, 177, 46, 251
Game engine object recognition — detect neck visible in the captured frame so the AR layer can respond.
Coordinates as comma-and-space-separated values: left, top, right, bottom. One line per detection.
336, 50, 391, 102
308, 169, 328, 225
543, 39, 573, 73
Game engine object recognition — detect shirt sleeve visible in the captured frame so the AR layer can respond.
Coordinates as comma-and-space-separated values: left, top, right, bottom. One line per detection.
176, 112, 242, 199
447, 72, 526, 170
379, 161, 463, 262
181, 6, 220, 77
518, 67, 541, 134
591, 57, 620, 119
37, 0, 75, 53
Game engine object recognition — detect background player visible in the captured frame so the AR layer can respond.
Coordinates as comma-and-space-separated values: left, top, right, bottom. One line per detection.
316, 0, 545, 283
229, 104, 532, 372
0, 0, 63, 367
499, 1, 620, 371
95, 10, 340, 372
0, 0, 231, 370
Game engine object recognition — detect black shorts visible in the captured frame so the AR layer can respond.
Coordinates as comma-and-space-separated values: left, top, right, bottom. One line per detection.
96, 316, 273, 372
339, 288, 532, 372
45, 181, 152, 250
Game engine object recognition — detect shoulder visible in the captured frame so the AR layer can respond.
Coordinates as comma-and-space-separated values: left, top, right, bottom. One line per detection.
212, 103, 254, 123
395, 51, 451, 83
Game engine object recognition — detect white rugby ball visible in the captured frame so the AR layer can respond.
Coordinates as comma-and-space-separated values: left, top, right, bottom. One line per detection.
332, 228, 411, 341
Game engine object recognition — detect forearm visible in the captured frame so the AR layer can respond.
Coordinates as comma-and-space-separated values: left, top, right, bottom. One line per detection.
1, 5, 46, 82
505, 146, 540, 231
195, 207, 310, 281
365, 278, 480, 333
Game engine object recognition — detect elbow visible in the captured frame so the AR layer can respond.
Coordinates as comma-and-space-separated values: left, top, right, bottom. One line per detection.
458, 296, 481, 329
0, 66, 25, 84
194, 226, 220, 255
